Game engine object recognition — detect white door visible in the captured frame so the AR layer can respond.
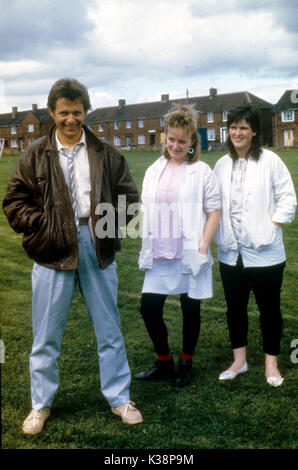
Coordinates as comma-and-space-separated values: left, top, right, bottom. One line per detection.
284, 130, 293, 146
220, 127, 228, 143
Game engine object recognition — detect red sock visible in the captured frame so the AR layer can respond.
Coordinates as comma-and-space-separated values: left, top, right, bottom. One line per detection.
181, 352, 193, 361
157, 354, 172, 361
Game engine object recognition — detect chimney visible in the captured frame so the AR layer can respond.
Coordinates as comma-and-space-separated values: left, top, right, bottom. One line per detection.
118, 99, 126, 108
12, 106, 18, 118
32, 104, 38, 112
209, 88, 217, 98
161, 94, 169, 102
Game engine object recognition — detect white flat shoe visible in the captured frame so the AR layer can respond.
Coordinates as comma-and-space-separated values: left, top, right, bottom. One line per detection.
219, 362, 248, 381
266, 376, 284, 387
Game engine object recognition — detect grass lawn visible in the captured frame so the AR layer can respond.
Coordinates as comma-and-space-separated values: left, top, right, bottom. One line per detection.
0, 148, 297, 450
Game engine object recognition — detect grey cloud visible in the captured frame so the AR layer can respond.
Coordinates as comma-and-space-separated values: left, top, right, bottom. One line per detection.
0, 0, 96, 60
275, 0, 298, 35
190, 0, 298, 35
241, 0, 298, 35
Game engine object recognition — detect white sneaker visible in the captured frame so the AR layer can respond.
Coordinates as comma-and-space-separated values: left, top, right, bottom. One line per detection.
267, 376, 284, 387
22, 409, 50, 435
219, 362, 248, 381
111, 401, 143, 425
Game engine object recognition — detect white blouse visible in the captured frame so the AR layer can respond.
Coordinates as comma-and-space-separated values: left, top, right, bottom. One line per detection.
218, 155, 286, 267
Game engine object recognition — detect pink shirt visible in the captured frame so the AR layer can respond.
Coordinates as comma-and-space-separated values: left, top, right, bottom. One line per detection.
153, 162, 186, 259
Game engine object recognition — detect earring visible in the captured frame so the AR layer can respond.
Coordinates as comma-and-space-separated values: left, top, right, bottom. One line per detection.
187, 147, 194, 161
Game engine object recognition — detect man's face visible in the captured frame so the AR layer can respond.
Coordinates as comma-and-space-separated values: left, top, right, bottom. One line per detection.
50, 97, 86, 146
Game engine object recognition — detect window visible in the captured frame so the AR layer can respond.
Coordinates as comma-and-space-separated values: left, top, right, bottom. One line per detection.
114, 121, 119, 130
114, 136, 121, 146
138, 134, 145, 145
98, 123, 103, 131
138, 119, 144, 128
11, 126, 16, 134
126, 121, 131, 129
207, 128, 216, 141
28, 124, 34, 133
207, 112, 214, 123
281, 111, 294, 122
160, 117, 165, 126
11, 139, 18, 148
222, 111, 228, 122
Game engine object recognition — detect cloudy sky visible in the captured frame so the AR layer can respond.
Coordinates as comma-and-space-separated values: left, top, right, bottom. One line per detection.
0, 0, 297, 113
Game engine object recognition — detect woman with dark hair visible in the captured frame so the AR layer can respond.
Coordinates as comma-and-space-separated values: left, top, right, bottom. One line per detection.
214, 105, 296, 387
135, 104, 220, 387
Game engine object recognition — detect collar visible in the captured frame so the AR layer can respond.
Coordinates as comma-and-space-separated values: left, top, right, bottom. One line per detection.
55, 129, 87, 152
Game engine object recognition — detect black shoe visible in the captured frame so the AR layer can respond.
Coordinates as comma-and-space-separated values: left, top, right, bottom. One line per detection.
134, 359, 175, 380
173, 359, 193, 387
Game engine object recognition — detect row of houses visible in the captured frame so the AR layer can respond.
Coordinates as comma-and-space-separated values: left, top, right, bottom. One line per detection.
0, 88, 297, 154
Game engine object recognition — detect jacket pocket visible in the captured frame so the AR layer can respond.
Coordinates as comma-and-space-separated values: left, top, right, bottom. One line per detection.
22, 213, 51, 259
181, 249, 212, 277
22, 209, 74, 262
249, 215, 281, 249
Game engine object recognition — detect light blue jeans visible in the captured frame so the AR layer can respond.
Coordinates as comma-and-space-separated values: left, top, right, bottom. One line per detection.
29, 225, 131, 410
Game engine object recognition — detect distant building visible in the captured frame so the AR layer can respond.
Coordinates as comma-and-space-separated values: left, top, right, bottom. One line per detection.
85, 88, 274, 151
272, 90, 298, 148
0, 105, 52, 153
0, 88, 297, 153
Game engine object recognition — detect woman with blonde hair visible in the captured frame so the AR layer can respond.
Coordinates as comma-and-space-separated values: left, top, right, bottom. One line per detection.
135, 104, 220, 387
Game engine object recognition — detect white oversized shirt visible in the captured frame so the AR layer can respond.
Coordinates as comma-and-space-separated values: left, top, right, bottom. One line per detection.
214, 149, 296, 267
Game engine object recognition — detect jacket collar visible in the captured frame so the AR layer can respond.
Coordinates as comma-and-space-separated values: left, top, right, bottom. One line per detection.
45, 124, 104, 152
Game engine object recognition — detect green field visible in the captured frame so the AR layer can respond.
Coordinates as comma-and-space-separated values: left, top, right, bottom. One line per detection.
0, 149, 297, 450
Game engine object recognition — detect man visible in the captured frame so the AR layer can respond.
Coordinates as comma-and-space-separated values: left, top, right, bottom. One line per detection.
3, 78, 143, 434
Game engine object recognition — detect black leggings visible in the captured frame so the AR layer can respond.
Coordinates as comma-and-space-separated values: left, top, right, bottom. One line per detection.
140, 293, 201, 356
219, 256, 285, 356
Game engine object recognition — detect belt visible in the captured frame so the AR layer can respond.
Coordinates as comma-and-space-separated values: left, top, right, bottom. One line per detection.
79, 217, 89, 226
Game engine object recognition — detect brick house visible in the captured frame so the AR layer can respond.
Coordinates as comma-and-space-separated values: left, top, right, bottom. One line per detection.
85, 88, 274, 151
0, 105, 52, 153
272, 90, 298, 148
2, 88, 296, 153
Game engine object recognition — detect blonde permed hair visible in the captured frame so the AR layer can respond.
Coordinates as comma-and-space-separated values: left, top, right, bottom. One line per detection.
162, 103, 200, 163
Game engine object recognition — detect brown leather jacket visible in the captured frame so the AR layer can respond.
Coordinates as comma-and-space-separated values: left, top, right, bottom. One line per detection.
2, 124, 139, 270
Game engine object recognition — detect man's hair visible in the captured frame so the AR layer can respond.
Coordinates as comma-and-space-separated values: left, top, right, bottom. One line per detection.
47, 78, 91, 113
162, 103, 200, 163
226, 105, 262, 161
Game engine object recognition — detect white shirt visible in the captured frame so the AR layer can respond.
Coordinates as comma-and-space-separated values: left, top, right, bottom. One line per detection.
139, 155, 221, 276
214, 150, 296, 267
230, 157, 247, 242
56, 130, 91, 217
153, 162, 185, 260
